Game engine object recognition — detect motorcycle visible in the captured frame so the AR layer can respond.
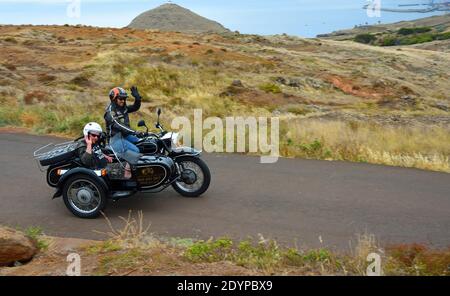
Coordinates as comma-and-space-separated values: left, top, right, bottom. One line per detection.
33, 108, 211, 219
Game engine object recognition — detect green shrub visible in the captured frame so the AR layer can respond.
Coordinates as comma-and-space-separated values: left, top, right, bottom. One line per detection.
71, 71, 95, 86
234, 240, 281, 270
435, 31, 450, 40
4, 37, 18, 44
259, 83, 282, 94
184, 237, 233, 263
381, 37, 398, 46
98, 249, 146, 274
399, 33, 434, 45
297, 139, 332, 159
129, 66, 181, 97
55, 114, 102, 134
398, 27, 431, 35
302, 249, 332, 263
0, 107, 22, 126
86, 240, 123, 255
24, 226, 49, 251
354, 34, 376, 44
282, 248, 305, 266
287, 106, 310, 115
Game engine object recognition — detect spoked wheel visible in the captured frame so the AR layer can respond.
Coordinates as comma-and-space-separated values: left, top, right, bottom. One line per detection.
62, 174, 107, 218
172, 156, 211, 197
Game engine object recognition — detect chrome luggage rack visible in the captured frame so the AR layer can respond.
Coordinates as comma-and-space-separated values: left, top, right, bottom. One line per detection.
33, 141, 76, 172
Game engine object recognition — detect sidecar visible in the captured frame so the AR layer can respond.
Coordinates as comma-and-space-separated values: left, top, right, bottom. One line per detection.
34, 141, 182, 218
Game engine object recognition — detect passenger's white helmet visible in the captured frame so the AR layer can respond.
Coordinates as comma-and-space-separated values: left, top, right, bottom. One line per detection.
83, 122, 103, 137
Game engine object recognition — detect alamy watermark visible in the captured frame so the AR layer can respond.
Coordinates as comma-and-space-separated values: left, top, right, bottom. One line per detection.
67, 0, 81, 18
366, 0, 382, 18
171, 109, 280, 164
366, 252, 382, 276
66, 253, 81, 276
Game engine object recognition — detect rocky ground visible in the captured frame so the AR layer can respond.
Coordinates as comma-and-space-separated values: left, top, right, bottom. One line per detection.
1, 24, 448, 124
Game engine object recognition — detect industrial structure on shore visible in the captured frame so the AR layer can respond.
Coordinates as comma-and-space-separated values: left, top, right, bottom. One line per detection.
364, 0, 450, 13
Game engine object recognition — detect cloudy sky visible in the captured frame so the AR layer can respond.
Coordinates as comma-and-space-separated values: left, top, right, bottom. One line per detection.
0, 0, 446, 37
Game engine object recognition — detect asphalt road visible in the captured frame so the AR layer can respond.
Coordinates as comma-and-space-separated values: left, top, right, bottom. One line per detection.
1, 131, 449, 250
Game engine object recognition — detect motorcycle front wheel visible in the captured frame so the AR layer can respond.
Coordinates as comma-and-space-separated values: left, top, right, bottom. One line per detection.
172, 156, 211, 197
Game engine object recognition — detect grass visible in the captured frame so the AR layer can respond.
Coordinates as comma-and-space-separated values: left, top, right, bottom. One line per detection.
354, 33, 377, 44
3, 99, 448, 172
398, 27, 432, 36
23, 226, 49, 251
184, 236, 345, 274
9, 214, 448, 276
354, 26, 450, 47
384, 244, 450, 276
85, 216, 449, 275
97, 249, 148, 275
1, 26, 448, 174
3, 37, 18, 44
259, 83, 282, 94
281, 120, 450, 172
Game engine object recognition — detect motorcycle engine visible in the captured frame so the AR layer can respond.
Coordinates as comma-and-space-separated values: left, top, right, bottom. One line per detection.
135, 155, 175, 189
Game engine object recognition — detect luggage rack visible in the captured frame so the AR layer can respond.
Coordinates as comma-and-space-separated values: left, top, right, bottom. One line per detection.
33, 141, 79, 171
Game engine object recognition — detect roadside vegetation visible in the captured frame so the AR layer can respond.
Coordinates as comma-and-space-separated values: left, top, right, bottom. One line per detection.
2, 215, 448, 276
23, 226, 49, 251
280, 120, 450, 172
0, 25, 448, 172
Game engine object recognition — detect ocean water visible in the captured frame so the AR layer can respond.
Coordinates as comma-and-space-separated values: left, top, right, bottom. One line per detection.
0, 0, 447, 37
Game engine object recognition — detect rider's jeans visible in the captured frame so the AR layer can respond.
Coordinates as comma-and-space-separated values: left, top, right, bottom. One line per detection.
110, 134, 140, 154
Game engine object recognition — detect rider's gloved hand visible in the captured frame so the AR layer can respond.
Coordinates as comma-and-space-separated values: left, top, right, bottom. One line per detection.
136, 131, 146, 138
130, 86, 141, 100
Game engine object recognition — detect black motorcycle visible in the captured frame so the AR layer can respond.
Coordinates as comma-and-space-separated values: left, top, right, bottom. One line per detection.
34, 109, 211, 219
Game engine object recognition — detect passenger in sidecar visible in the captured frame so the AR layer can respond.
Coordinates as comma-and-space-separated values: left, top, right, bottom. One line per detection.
78, 122, 113, 169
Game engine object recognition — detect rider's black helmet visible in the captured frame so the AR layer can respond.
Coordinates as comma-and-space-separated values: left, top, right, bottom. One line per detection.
109, 87, 128, 101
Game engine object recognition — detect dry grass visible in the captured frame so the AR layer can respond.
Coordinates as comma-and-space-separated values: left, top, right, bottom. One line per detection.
281, 119, 450, 172
0, 25, 448, 173
83, 213, 449, 275
93, 211, 155, 249
3, 217, 447, 276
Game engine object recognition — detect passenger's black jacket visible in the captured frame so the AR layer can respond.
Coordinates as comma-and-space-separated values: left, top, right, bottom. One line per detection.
104, 97, 141, 138
77, 140, 108, 169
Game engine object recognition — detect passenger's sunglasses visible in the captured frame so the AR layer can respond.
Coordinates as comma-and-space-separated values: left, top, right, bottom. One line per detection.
89, 133, 100, 139
117, 97, 127, 101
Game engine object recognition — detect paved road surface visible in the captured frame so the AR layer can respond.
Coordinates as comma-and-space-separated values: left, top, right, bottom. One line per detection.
1, 132, 449, 250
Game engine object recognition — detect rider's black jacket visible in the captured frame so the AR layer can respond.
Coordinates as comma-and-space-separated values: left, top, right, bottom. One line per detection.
104, 97, 141, 138
77, 140, 108, 169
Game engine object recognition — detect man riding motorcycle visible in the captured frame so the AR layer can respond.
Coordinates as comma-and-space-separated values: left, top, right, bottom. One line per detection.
104, 86, 145, 155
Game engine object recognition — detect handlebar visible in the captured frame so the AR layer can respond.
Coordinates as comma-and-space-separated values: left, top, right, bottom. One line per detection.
139, 131, 159, 139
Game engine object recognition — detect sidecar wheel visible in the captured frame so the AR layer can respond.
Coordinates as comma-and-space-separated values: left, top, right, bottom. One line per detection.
62, 174, 107, 219
172, 156, 211, 198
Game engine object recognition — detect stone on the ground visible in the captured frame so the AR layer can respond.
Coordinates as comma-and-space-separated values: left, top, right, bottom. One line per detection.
0, 227, 37, 266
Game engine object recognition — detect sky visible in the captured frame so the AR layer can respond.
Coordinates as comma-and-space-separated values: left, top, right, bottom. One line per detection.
0, 0, 447, 37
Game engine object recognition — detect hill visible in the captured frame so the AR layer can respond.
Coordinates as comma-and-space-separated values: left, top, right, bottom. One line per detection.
0, 24, 448, 172
127, 3, 230, 34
